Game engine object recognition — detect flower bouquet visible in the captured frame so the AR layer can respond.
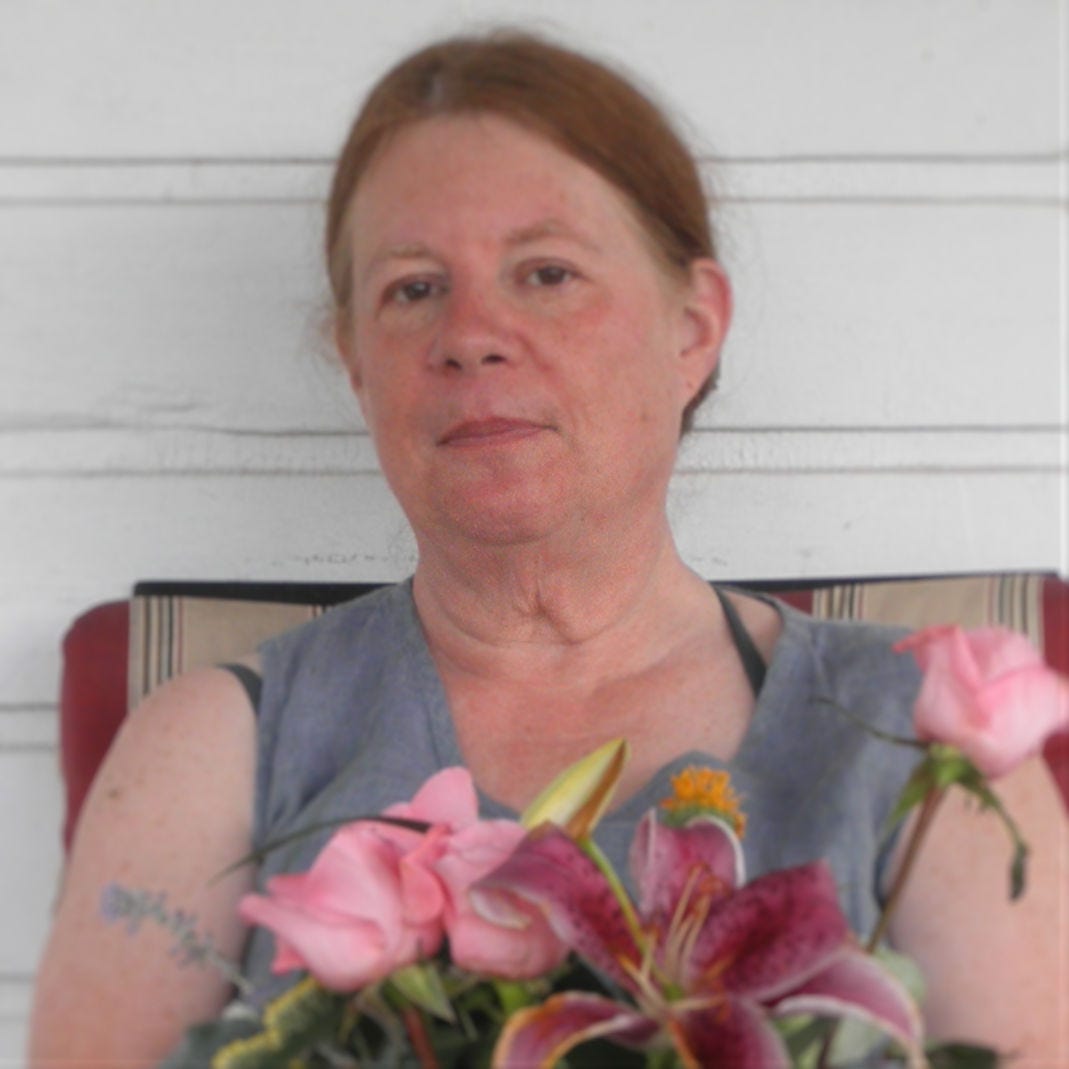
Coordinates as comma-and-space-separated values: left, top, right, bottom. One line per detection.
107, 625, 1068, 1068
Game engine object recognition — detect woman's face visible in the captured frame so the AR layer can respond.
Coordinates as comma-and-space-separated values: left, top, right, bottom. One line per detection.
339, 114, 728, 550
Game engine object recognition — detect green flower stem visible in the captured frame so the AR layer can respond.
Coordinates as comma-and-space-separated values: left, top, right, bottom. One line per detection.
647, 1046, 683, 1069
816, 786, 948, 1069
401, 1004, 441, 1069
581, 837, 645, 946
867, 784, 947, 953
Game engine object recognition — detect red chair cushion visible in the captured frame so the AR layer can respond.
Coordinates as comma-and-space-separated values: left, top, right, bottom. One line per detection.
60, 601, 129, 850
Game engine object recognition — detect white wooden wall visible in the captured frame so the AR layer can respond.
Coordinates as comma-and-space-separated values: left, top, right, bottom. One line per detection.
2, 0, 1066, 1056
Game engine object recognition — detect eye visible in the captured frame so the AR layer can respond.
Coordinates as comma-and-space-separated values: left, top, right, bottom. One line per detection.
525, 263, 574, 288
385, 277, 444, 305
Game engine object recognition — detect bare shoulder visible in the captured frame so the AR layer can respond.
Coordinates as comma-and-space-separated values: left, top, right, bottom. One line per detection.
90, 664, 257, 807
28, 666, 259, 1067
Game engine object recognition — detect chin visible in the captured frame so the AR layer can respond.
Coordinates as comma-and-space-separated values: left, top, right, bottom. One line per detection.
448, 508, 561, 548
424, 482, 572, 549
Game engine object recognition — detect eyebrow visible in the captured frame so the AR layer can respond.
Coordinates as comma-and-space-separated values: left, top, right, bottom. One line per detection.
361, 243, 434, 285
503, 218, 602, 252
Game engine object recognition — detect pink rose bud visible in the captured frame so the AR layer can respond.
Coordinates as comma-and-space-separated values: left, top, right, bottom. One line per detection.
239, 821, 447, 990
896, 625, 1069, 778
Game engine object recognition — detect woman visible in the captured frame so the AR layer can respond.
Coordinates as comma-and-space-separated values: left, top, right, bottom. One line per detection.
29, 32, 1068, 1066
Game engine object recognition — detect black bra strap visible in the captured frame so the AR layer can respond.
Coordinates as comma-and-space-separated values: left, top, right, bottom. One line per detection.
220, 662, 263, 712
714, 587, 768, 697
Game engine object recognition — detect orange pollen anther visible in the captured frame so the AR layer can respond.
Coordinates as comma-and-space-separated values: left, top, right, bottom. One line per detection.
660, 767, 747, 837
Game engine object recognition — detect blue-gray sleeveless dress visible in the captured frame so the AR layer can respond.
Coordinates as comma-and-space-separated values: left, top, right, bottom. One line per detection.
240, 581, 921, 1004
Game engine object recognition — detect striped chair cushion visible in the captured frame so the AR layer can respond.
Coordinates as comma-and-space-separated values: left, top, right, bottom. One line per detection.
59, 572, 1067, 849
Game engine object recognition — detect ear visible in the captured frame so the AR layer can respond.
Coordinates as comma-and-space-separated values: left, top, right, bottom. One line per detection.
676, 258, 732, 407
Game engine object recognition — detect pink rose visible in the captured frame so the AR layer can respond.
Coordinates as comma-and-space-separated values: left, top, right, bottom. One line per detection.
392, 769, 566, 977
239, 767, 477, 990
896, 625, 1069, 778
240, 767, 566, 989
383, 765, 481, 827
437, 821, 567, 978
239, 819, 448, 990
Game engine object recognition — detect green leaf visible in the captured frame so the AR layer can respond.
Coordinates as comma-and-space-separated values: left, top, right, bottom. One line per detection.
872, 945, 927, 1006
491, 977, 543, 1016
945, 764, 1031, 901
775, 1014, 831, 1069
926, 1040, 1003, 1069
200, 979, 350, 1068
387, 962, 456, 1023
884, 761, 939, 833
156, 1004, 264, 1069
928, 745, 978, 789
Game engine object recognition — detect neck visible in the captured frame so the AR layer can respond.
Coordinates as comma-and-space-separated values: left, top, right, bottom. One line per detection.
411, 513, 711, 685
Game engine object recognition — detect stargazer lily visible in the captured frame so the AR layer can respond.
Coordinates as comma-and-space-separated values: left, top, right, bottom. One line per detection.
479, 797, 924, 1068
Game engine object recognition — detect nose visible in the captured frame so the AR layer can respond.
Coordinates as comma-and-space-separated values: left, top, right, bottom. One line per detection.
429, 283, 515, 373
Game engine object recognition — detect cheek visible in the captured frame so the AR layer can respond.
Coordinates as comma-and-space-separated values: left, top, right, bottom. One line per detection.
348, 322, 407, 405
346, 351, 401, 441
572, 298, 679, 407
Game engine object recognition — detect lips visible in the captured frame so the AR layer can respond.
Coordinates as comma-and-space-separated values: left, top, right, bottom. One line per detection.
439, 417, 547, 446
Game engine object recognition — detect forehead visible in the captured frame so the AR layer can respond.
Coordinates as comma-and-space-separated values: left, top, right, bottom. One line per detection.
347, 113, 654, 256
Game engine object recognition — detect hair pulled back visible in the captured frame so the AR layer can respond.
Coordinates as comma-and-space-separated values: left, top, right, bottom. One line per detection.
326, 31, 721, 428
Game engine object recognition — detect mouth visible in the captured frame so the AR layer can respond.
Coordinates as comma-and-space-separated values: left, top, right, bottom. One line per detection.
439, 417, 549, 447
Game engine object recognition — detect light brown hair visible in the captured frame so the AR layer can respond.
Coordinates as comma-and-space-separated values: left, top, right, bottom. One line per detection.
326, 31, 721, 429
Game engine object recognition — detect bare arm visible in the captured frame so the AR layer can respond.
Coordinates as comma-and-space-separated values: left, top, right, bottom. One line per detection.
889, 754, 1068, 1063
28, 665, 258, 1067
